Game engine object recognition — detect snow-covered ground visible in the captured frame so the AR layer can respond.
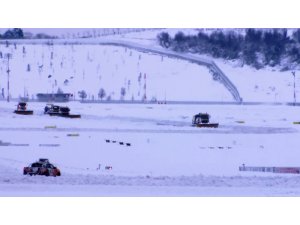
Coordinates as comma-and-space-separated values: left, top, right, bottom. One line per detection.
1, 101, 300, 196
0, 43, 231, 102
1, 29, 300, 196
1, 28, 298, 103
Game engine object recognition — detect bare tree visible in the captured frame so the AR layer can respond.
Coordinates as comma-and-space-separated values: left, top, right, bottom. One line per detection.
120, 87, 126, 100
98, 88, 106, 100
78, 90, 87, 101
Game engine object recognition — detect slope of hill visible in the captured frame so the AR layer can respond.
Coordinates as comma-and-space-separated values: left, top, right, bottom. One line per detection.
1, 29, 300, 197
0, 28, 299, 103
0, 40, 232, 102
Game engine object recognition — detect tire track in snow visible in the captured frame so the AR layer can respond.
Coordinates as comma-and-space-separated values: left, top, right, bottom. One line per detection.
1, 165, 300, 189
0, 126, 296, 134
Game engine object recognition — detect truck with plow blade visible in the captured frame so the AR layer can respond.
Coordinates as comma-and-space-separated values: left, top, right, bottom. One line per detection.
192, 113, 219, 128
44, 104, 81, 118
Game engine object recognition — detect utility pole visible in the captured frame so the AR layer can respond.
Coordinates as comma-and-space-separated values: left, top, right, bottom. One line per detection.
5, 53, 12, 102
143, 73, 147, 102
292, 71, 296, 106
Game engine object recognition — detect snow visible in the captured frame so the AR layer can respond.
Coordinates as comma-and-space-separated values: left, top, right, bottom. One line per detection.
1, 29, 300, 196
1, 102, 300, 196
215, 59, 297, 103
1, 30, 298, 103
0, 42, 232, 102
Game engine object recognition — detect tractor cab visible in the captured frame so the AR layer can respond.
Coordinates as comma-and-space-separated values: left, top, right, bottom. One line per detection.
14, 102, 33, 115
44, 104, 60, 114
44, 104, 80, 118
59, 106, 70, 115
192, 113, 218, 128
17, 102, 27, 111
192, 113, 210, 125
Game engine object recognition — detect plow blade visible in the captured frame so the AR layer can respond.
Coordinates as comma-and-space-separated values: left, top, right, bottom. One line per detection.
59, 114, 81, 118
195, 123, 219, 128
64, 114, 81, 118
48, 113, 81, 118
14, 110, 33, 115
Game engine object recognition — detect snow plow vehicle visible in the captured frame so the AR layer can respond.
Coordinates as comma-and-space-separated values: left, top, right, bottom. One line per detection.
44, 104, 60, 115
44, 104, 81, 118
192, 113, 219, 128
14, 102, 33, 115
23, 159, 61, 177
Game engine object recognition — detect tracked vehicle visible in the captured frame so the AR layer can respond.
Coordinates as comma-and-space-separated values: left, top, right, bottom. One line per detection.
192, 113, 218, 128
44, 104, 81, 118
14, 102, 33, 115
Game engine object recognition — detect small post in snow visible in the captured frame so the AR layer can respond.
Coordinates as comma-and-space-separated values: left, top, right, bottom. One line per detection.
292, 71, 296, 106
5, 53, 12, 102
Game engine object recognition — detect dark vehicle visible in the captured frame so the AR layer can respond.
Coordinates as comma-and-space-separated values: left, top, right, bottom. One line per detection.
44, 104, 60, 115
193, 113, 210, 124
192, 113, 219, 128
23, 159, 61, 177
44, 104, 80, 118
14, 102, 33, 115
39, 158, 50, 163
59, 106, 70, 115
18, 102, 27, 110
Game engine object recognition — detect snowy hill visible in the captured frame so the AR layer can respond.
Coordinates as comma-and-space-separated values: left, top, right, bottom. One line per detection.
0, 44, 230, 102
0, 39, 232, 102
0, 28, 298, 103
1, 29, 300, 196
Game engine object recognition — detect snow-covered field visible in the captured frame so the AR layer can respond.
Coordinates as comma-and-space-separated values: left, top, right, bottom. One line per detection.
1, 29, 300, 196
1, 28, 299, 103
1, 101, 300, 196
0, 42, 231, 102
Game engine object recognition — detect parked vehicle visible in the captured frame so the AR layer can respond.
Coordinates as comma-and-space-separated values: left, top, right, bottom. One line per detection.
23, 159, 61, 177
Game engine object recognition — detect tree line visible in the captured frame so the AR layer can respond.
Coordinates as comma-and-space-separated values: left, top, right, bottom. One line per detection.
157, 29, 300, 70
0, 28, 57, 39
0, 28, 24, 39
